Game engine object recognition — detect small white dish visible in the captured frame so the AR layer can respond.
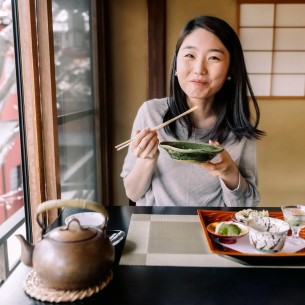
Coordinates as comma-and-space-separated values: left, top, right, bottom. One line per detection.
247, 217, 290, 253
234, 209, 269, 224
207, 221, 248, 244
65, 212, 106, 229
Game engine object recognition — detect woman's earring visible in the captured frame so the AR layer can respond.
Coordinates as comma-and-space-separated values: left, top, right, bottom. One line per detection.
175, 71, 178, 76
226, 76, 231, 81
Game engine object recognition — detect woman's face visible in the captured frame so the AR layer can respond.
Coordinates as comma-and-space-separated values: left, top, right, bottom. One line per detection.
176, 28, 230, 104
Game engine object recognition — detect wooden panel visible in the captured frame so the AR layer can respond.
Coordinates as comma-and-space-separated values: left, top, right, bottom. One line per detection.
36, 0, 61, 225
17, 0, 46, 243
94, 0, 112, 205
238, 0, 305, 3
147, 0, 166, 99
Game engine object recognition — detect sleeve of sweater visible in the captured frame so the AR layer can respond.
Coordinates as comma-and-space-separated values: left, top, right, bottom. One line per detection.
121, 98, 168, 180
120, 105, 144, 180
220, 138, 261, 207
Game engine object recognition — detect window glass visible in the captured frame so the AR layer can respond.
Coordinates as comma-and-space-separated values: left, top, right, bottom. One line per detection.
52, 0, 98, 201
58, 114, 97, 200
0, 0, 25, 285
53, 1, 93, 115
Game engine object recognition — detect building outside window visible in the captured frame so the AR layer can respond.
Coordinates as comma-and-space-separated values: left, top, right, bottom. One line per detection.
52, 0, 99, 201
0, 0, 25, 286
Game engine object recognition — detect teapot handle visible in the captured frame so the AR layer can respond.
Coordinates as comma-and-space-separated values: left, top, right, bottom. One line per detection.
36, 199, 109, 234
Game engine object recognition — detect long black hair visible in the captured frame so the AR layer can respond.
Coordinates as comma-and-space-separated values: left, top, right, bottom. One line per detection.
164, 15, 265, 143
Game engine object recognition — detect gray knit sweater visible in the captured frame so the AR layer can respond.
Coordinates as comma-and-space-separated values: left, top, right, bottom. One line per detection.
121, 98, 260, 207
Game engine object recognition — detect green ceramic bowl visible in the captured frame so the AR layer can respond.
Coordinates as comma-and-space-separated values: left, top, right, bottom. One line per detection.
159, 141, 224, 164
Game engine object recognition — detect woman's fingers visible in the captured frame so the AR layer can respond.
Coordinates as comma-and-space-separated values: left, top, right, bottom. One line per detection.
139, 136, 159, 159
202, 140, 239, 181
132, 128, 159, 159
209, 139, 221, 147
131, 128, 149, 150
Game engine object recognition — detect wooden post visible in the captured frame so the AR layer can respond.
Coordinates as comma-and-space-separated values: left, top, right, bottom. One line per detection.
147, 0, 166, 99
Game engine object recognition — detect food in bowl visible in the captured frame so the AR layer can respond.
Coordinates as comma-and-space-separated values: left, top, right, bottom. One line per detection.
234, 209, 269, 224
215, 222, 242, 236
159, 141, 223, 164
207, 221, 248, 244
247, 217, 290, 253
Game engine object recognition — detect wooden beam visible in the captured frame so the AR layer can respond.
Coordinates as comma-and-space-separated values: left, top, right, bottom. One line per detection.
93, 0, 113, 205
147, 0, 166, 99
36, 0, 61, 225
238, 0, 305, 3
17, 0, 46, 243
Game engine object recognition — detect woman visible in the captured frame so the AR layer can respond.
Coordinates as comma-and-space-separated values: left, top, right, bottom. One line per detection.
121, 16, 264, 207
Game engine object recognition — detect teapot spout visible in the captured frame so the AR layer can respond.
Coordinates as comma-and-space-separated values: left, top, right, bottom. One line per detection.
16, 234, 34, 267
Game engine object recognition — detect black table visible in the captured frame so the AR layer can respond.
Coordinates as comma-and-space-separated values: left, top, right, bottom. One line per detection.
1, 206, 305, 305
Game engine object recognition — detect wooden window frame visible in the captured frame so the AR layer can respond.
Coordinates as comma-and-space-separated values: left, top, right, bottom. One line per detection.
15, 0, 111, 242
238, 0, 305, 99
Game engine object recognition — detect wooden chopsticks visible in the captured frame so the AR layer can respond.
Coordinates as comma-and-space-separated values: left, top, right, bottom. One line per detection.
115, 106, 198, 151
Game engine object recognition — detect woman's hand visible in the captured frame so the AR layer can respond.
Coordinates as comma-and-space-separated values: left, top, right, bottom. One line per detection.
201, 140, 240, 190
124, 127, 159, 201
131, 127, 159, 159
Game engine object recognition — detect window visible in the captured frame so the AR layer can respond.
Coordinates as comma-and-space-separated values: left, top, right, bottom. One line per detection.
52, 0, 99, 201
239, 1, 305, 97
0, 0, 26, 285
0, 0, 111, 285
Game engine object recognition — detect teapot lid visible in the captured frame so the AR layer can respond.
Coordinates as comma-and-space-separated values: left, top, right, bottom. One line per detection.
49, 219, 98, 242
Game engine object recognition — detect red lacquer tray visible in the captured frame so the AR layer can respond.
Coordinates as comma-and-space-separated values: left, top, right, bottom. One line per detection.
197, 209, 305, 266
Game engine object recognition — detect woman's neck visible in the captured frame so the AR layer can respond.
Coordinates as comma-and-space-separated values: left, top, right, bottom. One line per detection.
187, 98, 216, 129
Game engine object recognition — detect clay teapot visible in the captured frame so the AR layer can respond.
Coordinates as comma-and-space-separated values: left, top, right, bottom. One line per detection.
16, 199, 115, 290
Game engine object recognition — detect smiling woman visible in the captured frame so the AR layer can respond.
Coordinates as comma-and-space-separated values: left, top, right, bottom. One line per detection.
111, 0, 305, 207
120, 16, 264, 208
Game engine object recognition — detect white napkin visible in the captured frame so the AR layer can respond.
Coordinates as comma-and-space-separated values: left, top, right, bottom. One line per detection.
220, 235, 304, 254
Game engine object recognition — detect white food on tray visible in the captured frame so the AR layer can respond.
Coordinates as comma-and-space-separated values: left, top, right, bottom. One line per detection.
235, 209, 269, 223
